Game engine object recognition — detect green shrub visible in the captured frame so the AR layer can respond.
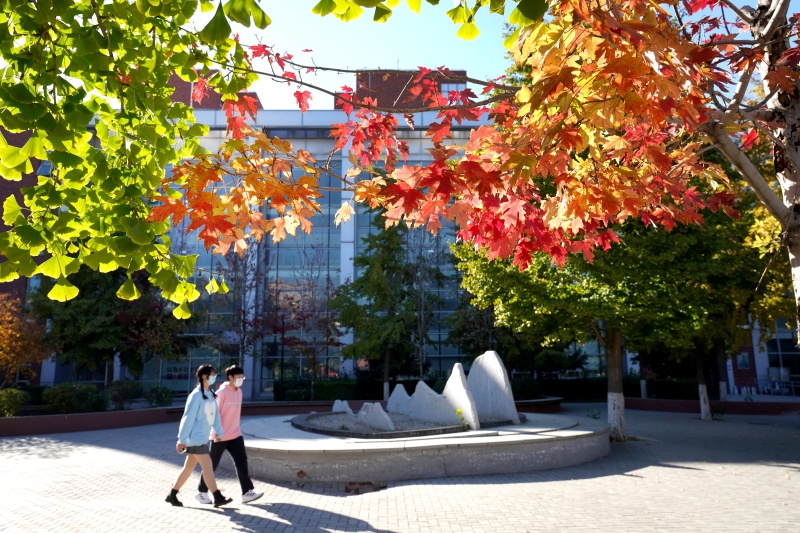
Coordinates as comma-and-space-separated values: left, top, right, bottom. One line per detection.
511, 376, 541, 400
312, 380, 356, 401
0, 388, 31, 417
432, 378, 447, 394
15, 384, 49, 405
106, 380, 144, 410
144, 385, 174, 407
42, 383, 108, 414
274, 377, 311, 401
285, 389, 311, 401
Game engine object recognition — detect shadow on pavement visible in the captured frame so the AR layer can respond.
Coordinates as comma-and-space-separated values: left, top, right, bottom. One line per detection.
190, 502, 397, 533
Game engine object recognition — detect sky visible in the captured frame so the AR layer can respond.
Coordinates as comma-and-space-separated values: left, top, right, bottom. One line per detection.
190, 1, 509, 110
191, 1, 800, 110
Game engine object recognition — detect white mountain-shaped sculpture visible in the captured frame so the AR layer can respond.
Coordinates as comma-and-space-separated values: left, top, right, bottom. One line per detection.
386, 384, 411, 415
393, 363, 481, 430
466, 350, 521, 425
357, 402, 395, 431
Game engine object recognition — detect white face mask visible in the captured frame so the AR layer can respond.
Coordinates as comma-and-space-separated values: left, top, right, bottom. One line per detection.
207, 374, 217, 385
234, 377, 245, 388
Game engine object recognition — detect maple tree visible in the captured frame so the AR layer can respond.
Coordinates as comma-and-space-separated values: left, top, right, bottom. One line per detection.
0, 293, 49, 389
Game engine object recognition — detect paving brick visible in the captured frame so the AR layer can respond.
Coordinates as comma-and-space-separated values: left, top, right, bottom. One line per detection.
1, 404, 798, 532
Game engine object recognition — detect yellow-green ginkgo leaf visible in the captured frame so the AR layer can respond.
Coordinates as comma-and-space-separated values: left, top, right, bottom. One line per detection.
48, 276, 80, 302
117, 278, 142, 300
172, 300, 192, 319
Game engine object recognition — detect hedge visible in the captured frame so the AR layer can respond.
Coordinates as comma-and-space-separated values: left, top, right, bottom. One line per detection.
42, 383, 108, 414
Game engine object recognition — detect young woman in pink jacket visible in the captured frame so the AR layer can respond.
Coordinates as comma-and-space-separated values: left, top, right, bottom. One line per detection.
194, 365, 264, 505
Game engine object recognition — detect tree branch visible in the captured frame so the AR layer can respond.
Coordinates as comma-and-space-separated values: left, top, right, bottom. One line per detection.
721, 68, 755, 125
762, 0, 793, 39
718, 0, 755, 24
742, 88, 780, 112
701, 121, 790, 223
590, 321, 607, 348
748, 109, 777, 121
214, 59, 517, 114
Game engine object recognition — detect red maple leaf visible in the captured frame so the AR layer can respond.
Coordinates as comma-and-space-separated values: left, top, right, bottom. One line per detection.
282, 71, 297, 82
250, 44, 271, 58
426, 121, 451, 143
778, 46, 800, 67
186, 215, 234, 249
147, 196, 188, 226
294, 90, 312, 112
192, 77, 209, 104
226, 115, 247, 139
302, 48, 313, 52
741, 129, 758, 150
765, 66, 800, 94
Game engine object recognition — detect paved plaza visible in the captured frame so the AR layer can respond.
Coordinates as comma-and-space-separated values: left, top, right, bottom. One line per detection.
1, 403, 798, 533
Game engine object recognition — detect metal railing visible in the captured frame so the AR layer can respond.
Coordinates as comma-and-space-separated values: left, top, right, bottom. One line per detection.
754, 378, 799, 398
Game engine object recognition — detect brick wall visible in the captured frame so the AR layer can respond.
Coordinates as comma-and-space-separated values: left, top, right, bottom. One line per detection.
351, 70, 467, 110
167, 73, 262, 111
732, 344, 757, 390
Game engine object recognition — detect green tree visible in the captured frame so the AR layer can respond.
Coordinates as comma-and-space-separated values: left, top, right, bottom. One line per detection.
331, 211, 442, 400
30, 267, 199, 384
454, 181, 791, 439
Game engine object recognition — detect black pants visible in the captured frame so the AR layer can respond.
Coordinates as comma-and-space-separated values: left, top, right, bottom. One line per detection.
197, 436, 254, 494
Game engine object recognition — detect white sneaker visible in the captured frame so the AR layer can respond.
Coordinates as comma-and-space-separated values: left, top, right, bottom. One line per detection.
241, 490, 263, 504
195, 492, 212, 505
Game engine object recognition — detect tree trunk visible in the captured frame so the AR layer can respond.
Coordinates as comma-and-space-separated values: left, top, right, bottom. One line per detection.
756, 1, 800, 340
383, 347, 390, 401
697, 358, 712, 421
717, 356, 728, 402
606, 326, 627, 441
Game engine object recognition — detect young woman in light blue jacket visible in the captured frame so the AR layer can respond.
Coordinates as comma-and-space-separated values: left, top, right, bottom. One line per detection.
165, 364, 233, 507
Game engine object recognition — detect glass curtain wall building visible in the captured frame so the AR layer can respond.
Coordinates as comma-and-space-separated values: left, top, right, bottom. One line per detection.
150, 106, 489, 398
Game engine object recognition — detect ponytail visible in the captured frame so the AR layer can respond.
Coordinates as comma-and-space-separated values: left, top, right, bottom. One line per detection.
195, 364, 217, 399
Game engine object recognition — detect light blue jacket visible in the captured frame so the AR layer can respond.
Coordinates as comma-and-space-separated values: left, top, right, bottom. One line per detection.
177, 386, 224, 446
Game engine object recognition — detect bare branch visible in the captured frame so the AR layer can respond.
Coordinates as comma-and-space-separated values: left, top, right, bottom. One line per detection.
762, 0, 793, 39
590, 321, 607, 348
212, 59, 517, 114
721, 68, 755, 125
748, 109, 777, 121
718, 0, 755, 24
742, 88, 780, 112
701, 121, 790, 223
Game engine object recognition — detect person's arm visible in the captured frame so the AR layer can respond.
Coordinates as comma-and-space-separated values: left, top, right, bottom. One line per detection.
177, 392, 200, 445
211, 388, 227, 441
211, 394, 224, 441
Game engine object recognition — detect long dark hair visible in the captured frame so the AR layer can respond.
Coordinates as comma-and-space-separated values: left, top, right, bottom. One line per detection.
196, 364, 217, 399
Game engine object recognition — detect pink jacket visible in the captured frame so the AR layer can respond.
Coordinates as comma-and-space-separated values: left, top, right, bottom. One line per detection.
210, 382, 243, 442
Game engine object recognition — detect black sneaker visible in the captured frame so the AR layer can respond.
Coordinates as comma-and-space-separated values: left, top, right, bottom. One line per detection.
212, 490, 233, 508
165, 490, 183, 507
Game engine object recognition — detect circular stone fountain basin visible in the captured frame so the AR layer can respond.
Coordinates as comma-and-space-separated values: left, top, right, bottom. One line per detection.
241, 413, 609, 483
292, 412, 467, 439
